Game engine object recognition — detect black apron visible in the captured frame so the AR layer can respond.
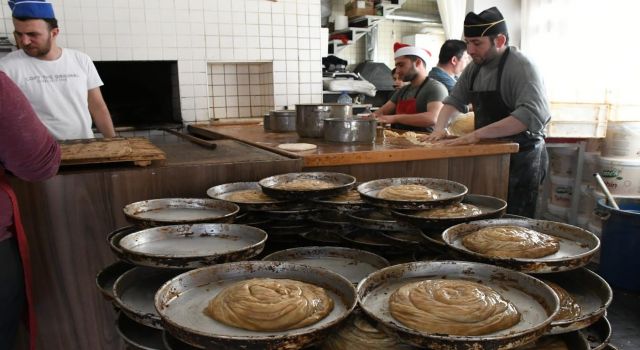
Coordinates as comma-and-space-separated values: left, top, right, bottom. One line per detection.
391, 77, 433, 133
469, 48, 548, 218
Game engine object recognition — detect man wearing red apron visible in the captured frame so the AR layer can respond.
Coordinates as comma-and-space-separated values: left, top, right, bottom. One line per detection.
372, 43, 448, 132
428, 7, 550, 218
0, 71, 60, 349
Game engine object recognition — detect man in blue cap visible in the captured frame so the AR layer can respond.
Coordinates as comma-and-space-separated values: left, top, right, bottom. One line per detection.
427, 7, 550, 217
0, 0, 116, 140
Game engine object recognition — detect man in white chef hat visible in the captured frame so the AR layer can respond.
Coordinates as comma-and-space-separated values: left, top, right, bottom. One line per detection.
371, 42, 448, 132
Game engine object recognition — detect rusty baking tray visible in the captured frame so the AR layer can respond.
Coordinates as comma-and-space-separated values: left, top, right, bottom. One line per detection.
207, 182, 292, 211
163, 331, 204, 350
117, 224, 267, 269
357, 178, 467, 210
116, 312, 168, 349
310, 186, 368, 212
155, 261, 357, 350
96, 260, 135, 301
348, 208, 417, 232
123, 198, 240, 227
259, 172, 356, 200
357, 260, 559, 350
579, 316, 612, 350
443, 218, 600, 273
108, 225, 142, 261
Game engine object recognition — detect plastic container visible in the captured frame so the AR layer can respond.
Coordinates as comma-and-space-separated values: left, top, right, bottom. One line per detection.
546, 201, 568, 220
550, 175, 575, 207
546, 102, 608, 138
596, 156, 640, 196
548, 147, 577, 177
581, 152, 600, 184
596, 197, 640, 291
337, 91, 352, 105
602, 121, 640, 158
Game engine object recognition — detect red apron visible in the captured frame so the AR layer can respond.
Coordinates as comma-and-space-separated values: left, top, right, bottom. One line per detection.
0, 173, 36, 350
392, 77, 431, 132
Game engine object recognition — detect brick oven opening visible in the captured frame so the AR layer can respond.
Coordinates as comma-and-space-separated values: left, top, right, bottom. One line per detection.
94, 61, 181, 128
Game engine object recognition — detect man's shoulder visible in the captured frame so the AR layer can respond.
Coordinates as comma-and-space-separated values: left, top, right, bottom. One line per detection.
62, 48, 94, 62
0, 50, 27, 65
506, 47, 535, 66
426, 78, 448, 93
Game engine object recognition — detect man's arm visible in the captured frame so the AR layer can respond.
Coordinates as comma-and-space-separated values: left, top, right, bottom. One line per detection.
88, 87, 116, 138
424, 104, 461, 140
371, 100, 396, 119
378, 101, 443, 128
440, 115, 527, 146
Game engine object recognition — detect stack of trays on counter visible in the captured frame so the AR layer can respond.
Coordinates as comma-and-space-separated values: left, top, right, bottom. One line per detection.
96, 197, 269, 350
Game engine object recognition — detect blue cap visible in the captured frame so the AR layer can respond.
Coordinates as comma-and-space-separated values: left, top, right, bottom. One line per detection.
9, 0, 56, 19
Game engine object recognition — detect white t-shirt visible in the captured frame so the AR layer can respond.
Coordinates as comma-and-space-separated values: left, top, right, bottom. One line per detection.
0, 48, 103, 140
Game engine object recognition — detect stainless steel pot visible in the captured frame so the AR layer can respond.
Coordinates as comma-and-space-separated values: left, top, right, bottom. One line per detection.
263, 113, 271, 131
324, 117, 377, 143
268, 109, 296, 132
295, 104, 353, 138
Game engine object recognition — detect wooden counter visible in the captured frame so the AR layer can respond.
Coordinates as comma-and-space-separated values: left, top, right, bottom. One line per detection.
10, 136, 300, 350
190, 124, 519, 199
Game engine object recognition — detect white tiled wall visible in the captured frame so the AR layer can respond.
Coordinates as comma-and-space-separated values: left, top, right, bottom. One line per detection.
209, 62, 274, 118
0, 0, 324, 122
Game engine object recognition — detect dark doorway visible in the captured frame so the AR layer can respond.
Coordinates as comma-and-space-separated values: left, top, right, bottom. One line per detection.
94, 61, 181, 128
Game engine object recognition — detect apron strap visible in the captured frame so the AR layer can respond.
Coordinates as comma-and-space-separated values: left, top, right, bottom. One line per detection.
0, 172, 36, 350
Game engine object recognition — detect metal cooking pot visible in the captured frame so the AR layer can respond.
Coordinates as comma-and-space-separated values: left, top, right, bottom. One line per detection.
295, 104, 353, 138
268, 109, 296, 132
324, 117, 377, 143
263, 113, 271, 131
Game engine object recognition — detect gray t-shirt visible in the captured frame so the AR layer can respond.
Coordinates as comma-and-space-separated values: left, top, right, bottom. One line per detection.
390, 78, 448, 113
444, 46, 550, 136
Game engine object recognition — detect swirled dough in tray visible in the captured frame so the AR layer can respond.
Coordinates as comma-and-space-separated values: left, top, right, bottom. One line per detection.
462, 225, 560, 259
322, 313, 415, 350
544, 281, 581, 321
274, 179, 336, 191
389, 279, 520, 336
206, 278, 334, 331
415, 203, 482, 218
224, 189, 274, 203
378, 184, 439, 201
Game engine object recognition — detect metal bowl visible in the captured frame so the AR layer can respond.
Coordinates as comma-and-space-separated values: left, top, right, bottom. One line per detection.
262, 246, 389, 285
123, 198, 240, 227
269, 109, 297, 132
206, 182, 291, 211
533, 268, 612, 334
357, 261, 560, 350
155, 261, 358, 350
259, 172, 356, 200
117, 223, 267, 269
357, 178, 468, 210
443, 218, 601, 273
391, 194, 507, 231
323, 117, 377, 143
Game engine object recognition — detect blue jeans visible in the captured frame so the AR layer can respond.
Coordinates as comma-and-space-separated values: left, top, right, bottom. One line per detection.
0, 238, 25, 350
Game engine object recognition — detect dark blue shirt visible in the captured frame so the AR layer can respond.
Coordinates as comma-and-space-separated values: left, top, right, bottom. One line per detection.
428, 66, 457, 93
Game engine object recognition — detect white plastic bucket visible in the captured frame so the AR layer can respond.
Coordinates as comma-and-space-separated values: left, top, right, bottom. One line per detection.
548, 147, 577, 177
602, 121, 640, 158
546, 201, 568, 219
581, 152, 600, 184
596, 156, 640, 196
550, 175, 574, 207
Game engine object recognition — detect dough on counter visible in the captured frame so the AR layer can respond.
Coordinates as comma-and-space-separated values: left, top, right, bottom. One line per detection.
378, 184, 439, 201
462, 225, 560, 258
225, 189, 274, 203
322, 313, 416, 350
389, 279, 520, 336
415, 203, 482, 218
274, 179, 335, 191
277, 143, 317, 152
544, 281, 581, 321
206, 278, 334, 331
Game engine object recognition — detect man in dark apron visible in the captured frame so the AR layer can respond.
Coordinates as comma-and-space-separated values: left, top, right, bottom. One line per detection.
427, 7, 550, 218
371, 43, 448, 132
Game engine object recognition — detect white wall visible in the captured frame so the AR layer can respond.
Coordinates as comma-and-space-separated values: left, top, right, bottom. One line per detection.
0, 0, 324, 122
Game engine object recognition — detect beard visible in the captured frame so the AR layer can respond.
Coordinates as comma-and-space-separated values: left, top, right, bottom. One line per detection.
22, 35, 53, 58
471, 45, 499, 66
402, 65, 419, 82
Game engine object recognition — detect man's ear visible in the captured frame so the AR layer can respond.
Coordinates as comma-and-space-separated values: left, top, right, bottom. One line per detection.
50, 27, 59, 38
494, 34, 507, 48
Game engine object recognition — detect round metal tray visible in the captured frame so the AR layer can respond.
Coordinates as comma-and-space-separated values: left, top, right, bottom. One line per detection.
154, 261, 358, 350
382, 229, 430, 248
534, 268, 612, 334
309, 210, 354, 230
114, 267, 185, 329
391, 194, 507, 231
300, 228, 344, 246
108, 225, 141, 261
116, 312, 168, 350
348, 208, 417, 232
96, 260, 135, 301
516, 331, 590, 349
123, 198, 239, 227
310, 187, 367, 212
262, 246, 389, 284
231, 211, 271, 227
357, 261, 559, 350
163, 331, 204, 350
443, 218, 600, 273
259, 172, 356, 200
579, 316, 612, 350
206, 182, 291, 211
338, 229, 404, 255
264, 205, 318, 221
357, 178, 467, 210
118, 224, 267, 269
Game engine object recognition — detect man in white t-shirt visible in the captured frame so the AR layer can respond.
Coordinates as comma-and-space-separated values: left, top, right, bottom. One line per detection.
0, 0, 115, 140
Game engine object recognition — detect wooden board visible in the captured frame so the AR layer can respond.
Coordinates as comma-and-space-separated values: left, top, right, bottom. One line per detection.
60, 137, 166, 167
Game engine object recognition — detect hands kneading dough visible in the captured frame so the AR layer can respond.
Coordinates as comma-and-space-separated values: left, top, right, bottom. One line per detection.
389, 279, 520, 336
206, 278, 333, 331
416, 203, 482, 218
462, 225, 560, 258
378, 185, 439, 201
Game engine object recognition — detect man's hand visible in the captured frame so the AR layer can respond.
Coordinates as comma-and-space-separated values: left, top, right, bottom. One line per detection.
440, 131, 480, 146
377, 114, 396, 124
425, 129, 448, 141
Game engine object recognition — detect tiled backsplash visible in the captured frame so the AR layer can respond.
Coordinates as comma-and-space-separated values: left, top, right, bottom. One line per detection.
209, 62, 274, 118
0, 0, 324, 123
